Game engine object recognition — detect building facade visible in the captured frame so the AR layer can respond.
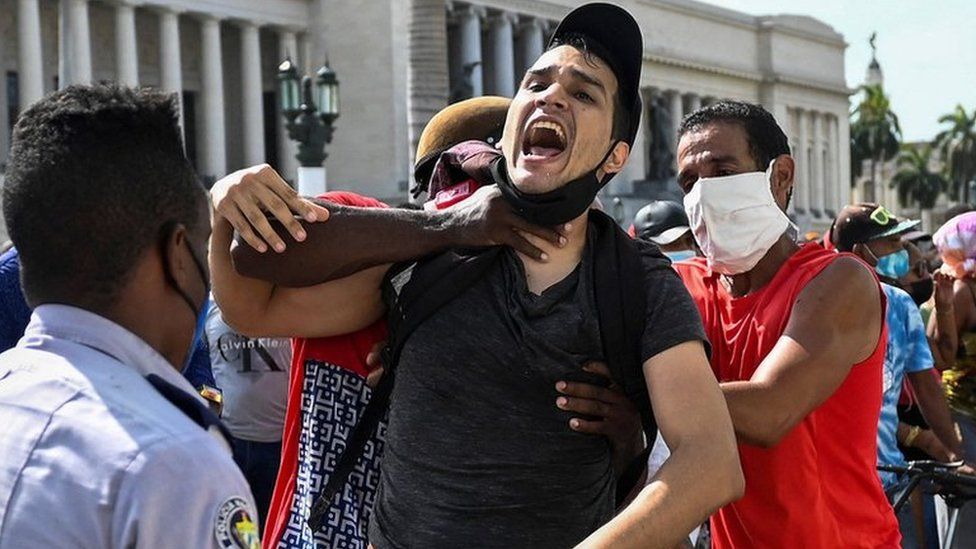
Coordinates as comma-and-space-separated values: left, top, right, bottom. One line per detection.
1, 0, 853, 238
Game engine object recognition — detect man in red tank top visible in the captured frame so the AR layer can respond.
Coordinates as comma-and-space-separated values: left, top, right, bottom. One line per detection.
673, 101, 900, 548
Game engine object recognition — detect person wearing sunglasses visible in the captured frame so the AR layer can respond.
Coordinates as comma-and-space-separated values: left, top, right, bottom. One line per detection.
829, 203, 968, 543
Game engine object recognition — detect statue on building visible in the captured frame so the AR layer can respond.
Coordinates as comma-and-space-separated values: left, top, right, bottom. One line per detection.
866, 32, 883, 87
450, 61, 481, 104
647, 92, 675, 181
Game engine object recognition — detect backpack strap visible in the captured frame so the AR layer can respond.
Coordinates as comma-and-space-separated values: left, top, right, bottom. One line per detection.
589, 210, 658, 503
307, 248, 501, 532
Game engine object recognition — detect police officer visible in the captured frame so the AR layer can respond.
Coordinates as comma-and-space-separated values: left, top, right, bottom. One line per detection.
0, 84, 258, 549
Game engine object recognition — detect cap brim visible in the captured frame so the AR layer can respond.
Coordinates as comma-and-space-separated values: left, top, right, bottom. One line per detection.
870, 218, 921, 240
646, 226, 690, 245
901, 229, 929, 241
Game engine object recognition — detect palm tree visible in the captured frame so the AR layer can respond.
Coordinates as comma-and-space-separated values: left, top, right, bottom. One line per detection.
890, 145, 946, 228
934, 105, 976, 204
406, 0, 450, 200
850, 84, 902, 203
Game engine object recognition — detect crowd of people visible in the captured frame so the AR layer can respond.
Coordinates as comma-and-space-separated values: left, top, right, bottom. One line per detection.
1, 3, 975, 548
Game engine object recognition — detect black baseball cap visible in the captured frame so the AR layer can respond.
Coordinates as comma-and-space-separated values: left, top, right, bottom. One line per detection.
633, 201, 690, 245
549, 3, 643, 146
830, 203, 920, 252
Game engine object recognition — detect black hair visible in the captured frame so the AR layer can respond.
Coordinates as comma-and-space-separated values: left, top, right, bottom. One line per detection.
678, 100, 790, 170
3, 83, 205, 309
547, 32, 630, 143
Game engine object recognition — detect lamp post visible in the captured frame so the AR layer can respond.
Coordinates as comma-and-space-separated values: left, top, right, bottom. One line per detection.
277, 57, 340, 196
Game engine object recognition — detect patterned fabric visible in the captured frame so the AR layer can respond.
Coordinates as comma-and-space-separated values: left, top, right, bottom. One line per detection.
877, 284, 934, 488
276, 360, 385, 549
934, 211, 976, 279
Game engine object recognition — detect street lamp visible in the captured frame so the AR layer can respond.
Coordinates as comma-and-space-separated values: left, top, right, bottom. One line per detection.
277, 57, 340, 195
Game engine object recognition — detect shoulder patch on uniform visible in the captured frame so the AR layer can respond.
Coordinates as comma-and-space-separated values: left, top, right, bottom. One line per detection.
214, 496, 259, 549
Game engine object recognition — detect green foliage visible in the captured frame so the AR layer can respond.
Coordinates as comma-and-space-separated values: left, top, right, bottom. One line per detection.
850, 84, 902, 190
890, 145, 946, 210
934, 105, 976, 204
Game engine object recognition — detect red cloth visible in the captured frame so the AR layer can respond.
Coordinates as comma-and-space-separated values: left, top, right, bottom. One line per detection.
674, 243, 900, 549
263, 190, 389, 548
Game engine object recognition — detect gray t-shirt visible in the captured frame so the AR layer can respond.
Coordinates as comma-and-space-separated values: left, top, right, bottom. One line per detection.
369, 232, 706, 548
206, 303, 291, 442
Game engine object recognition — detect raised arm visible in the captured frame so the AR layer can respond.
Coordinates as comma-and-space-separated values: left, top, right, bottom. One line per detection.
927, 272, 958, 370
219, 165, 567, 288
721, 256, 882, 447
577, 341, 743, 549
209, 168, 386, 338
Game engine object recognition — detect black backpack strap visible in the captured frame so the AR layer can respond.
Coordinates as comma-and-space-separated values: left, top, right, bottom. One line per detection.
588, 211, 657, 504
308, 249, 501, 532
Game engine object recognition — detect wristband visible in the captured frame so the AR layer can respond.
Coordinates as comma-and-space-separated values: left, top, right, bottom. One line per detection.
904, 425, 922, 447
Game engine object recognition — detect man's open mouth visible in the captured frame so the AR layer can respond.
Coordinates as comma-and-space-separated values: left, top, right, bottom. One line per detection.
521, 119, 567, 160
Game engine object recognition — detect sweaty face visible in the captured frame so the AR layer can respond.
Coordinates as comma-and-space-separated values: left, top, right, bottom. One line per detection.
677, 122, 760, 194
500, 46, 619, 194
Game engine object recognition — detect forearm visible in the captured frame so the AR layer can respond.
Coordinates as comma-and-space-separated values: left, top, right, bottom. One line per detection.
933, 308, 958, 370
210, 216, 277, 334
578, 441, 741, 548
233, 204, 458, 287
912, 371, 962, 456
721, 380, 794, 447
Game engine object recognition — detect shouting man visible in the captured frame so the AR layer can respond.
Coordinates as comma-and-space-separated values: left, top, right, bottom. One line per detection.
215, 4, 742, 547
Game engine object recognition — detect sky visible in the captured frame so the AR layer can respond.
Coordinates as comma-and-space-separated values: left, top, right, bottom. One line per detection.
704, 0, 976, 142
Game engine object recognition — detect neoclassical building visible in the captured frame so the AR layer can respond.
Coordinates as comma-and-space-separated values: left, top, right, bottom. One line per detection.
1, 0, 852, 236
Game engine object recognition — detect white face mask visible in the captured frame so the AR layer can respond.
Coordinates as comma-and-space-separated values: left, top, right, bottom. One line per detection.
683, 161, 793, 275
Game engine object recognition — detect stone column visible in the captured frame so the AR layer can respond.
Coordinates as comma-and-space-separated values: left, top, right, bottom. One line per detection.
239, 20, 265, 167
199, 14, 227, 179
823, 114, 836, 216
458, 5, 485, 97
157, 7, 183, 124
277, 29, 299, 183
518, 18, 544, 75
668, 90, 684, 148
489, 12, 516, 97
59, 0, 93, 86
795, 108, 810, 213
683, 92, 701, 115
17, 0, 45, 108
114, 2, 138, 86
812, 111, 825, 217
831, 115, 845, 213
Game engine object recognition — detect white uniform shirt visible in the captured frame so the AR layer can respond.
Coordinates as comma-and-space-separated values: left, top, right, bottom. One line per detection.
0, 305, 259, 549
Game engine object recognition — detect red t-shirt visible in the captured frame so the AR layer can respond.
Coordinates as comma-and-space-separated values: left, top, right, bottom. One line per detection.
674, 243, 900, 548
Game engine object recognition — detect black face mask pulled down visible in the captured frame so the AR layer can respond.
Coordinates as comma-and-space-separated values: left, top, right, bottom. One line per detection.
907, 278, 935, 306
491, 144, 617, 227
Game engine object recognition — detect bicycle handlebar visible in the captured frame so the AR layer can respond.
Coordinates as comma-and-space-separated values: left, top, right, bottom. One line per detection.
878, 460, 976, 489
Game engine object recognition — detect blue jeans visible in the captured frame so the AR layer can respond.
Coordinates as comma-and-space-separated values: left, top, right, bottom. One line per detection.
231, 437, 282, 530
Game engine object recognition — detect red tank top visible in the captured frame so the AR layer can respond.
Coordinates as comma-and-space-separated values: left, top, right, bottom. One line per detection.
675, 243, 899, 548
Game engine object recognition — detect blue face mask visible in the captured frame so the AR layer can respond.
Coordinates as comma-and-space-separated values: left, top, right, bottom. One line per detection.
665, 250, 696, 263
876, 249, 910, 279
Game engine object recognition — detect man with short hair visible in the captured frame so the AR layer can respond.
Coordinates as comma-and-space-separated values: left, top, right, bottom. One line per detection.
829, 204, 967, 542
214, 4, 742, 548
673, 100, 901, 547
0, 84, 258, 548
